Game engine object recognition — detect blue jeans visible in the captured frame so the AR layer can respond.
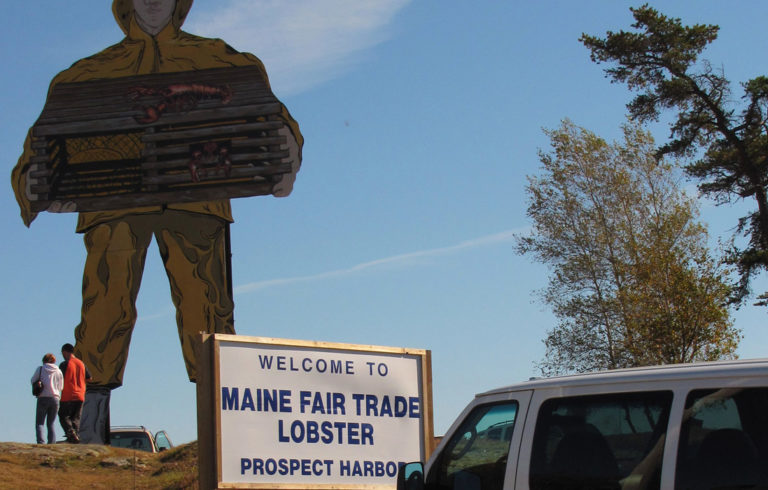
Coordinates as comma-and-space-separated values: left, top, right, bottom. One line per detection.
36, 396, 60, 444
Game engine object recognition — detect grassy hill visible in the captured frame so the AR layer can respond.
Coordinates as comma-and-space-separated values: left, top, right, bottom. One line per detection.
0, 441, 198, 489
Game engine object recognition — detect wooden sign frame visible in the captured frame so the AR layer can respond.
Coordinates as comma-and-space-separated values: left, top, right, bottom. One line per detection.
196, 334, 434, 490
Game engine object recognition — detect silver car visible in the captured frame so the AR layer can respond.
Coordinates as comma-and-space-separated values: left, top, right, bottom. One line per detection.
109, 426, 173, 453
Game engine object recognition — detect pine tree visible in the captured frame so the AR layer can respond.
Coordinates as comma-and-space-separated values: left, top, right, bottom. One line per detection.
581, 4, 768, 303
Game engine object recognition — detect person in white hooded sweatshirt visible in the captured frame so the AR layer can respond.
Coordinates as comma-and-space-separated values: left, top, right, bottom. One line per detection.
31, 354, 64, 444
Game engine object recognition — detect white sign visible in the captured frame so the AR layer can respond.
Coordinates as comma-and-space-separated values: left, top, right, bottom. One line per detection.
211, 336, 431, 487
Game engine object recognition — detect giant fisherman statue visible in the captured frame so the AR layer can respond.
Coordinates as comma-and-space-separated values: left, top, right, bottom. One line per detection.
12, 0, 302, 443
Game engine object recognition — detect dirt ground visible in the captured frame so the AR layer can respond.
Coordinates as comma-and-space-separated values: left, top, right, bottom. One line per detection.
0, 441, 198, 489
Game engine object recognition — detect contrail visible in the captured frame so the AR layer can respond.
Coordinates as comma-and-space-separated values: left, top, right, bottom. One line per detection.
234, 229, 520, 295
135, 229, 522, 322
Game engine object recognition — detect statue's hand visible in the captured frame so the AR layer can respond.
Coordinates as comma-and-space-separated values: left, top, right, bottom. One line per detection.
272, 173, 296, 198
48, 200, 77, 213
272, 126, 300, 198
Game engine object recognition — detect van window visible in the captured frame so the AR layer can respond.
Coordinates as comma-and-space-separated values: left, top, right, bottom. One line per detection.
426, 402, 518, 490
530, 391, 672, 490
675, 388, 768, 489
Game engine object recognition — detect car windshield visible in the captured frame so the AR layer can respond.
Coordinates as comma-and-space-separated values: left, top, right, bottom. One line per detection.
111, 431, 154, 452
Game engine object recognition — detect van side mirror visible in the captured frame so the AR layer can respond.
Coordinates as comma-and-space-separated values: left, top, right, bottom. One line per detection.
397, 462, 425, 490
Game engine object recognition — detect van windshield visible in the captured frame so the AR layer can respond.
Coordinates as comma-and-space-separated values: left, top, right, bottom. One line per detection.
428, 402, 519, 490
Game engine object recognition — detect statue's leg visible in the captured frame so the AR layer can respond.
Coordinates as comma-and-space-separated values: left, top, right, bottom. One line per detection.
74, 217, 152, 387
80, 386, 110, 444
155, 210, 235, 383
74, 217, 152, 444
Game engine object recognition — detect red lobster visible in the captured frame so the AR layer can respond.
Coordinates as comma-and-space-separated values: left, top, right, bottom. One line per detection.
128, 83, 232, 124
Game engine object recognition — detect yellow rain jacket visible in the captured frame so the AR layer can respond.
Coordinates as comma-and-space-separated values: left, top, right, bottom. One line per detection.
11, 0, 303, 231
10, 0, 303, 387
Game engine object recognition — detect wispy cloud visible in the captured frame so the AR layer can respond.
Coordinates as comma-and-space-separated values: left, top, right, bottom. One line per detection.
234, 230, 521, 294
185, 0, 411, 95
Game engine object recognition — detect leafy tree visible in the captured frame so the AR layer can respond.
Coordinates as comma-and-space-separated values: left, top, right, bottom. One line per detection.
518, 120, 739, 375
581, 4, 768, 303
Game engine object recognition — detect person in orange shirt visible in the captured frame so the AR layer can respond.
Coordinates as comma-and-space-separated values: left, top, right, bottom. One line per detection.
59, 343, 92, 443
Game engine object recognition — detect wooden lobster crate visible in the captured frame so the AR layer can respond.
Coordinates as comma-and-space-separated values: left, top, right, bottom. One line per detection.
27, 65, 294, 213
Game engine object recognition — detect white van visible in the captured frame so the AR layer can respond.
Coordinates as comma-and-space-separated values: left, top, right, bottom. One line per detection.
398, 359, 768, 490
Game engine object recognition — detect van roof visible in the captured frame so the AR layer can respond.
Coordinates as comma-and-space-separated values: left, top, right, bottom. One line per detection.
478, 358, 768, 398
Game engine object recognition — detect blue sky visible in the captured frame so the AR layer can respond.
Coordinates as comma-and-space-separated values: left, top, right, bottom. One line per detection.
2, 1, 767, 445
